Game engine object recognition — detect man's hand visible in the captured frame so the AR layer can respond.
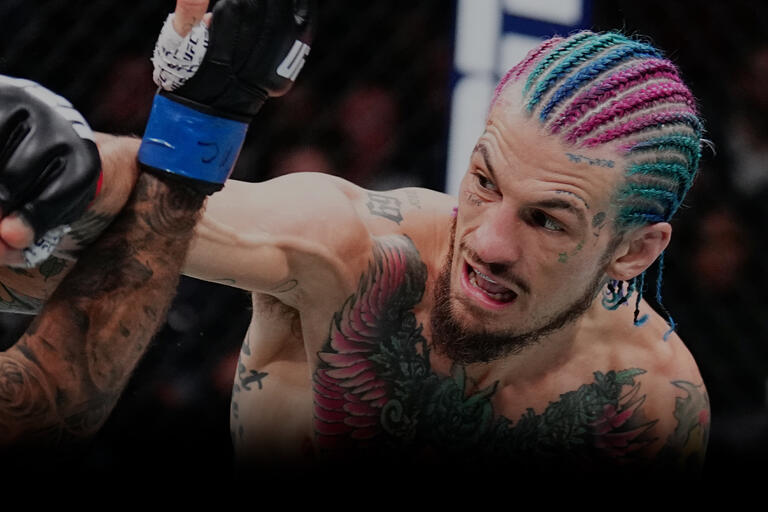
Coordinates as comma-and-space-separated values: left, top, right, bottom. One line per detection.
0, 77, 102, 267
139, 0, 317, 193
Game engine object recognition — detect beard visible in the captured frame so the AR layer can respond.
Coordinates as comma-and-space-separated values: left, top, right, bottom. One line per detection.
429, 217, 610, 365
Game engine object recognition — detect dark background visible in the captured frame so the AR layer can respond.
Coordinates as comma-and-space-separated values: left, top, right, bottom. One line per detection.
1, 0, 767, 480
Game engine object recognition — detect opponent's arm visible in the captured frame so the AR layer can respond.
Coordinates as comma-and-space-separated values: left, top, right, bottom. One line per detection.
0, 0, 317, 310
0, 133, 140, 313
0, 172, 204, 449
0, 0, 319, 448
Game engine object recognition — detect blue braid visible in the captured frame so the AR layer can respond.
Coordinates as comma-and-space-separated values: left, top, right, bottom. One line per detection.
522, 31, 597, 96
527, 33, 630, 112
655, 251, 676, 340
633, 272, 649, 326
539, 45, 662, 122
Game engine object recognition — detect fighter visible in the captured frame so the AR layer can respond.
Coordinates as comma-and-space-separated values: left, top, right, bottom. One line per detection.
0, 0, 709, 477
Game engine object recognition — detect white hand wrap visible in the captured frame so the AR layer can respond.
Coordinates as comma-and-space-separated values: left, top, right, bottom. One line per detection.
152, 14, 210, 91
21, 225, 72, 268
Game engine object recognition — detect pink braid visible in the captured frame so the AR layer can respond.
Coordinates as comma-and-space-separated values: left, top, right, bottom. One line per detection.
583, 110, 699, 147
566, 82, 696, 143
549, 59, 680, 134
490, 37, 564, 109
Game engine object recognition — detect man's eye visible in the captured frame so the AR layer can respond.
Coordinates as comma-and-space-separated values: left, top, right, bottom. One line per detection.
475, 173, 498, 192
531, 210, 564, 232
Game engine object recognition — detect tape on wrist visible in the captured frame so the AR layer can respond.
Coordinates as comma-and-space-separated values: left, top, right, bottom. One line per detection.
138, 94, 248, 185
21, 224, 72, 269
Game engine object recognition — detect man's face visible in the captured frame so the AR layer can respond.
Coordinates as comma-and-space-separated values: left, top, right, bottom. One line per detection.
431, 92, 623, 363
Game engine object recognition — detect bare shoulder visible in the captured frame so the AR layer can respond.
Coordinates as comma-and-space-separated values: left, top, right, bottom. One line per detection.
336, 181, 456, 246
487, 302, 709, 475
591, 303, 710, 473
633, 318, 710, 472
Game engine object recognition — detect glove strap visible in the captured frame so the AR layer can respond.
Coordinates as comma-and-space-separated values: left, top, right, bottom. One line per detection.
138, 94, 248, 186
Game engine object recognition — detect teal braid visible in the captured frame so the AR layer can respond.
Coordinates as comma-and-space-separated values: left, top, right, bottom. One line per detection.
627, 133, 702, 166
625, 161, 692, 189
522, 31, 597, 96
538, 43, 662, 121
526, 33, 629, 112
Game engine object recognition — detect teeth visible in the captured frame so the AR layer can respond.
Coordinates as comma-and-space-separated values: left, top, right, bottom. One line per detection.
474, 268, 497, 284
469, 267, 513, 301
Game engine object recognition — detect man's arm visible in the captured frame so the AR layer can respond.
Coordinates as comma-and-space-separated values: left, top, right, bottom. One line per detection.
0, 171, 204, 449
0, 134, 140, 314
184, 172, 371, 295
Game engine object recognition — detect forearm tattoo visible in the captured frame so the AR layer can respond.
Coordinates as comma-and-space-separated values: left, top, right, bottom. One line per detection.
0, 173, 205, 451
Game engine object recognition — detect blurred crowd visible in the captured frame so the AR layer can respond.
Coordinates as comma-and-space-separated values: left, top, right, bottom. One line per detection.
1, 0, 767, 476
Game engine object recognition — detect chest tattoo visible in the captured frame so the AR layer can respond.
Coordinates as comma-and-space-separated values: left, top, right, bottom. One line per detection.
311, 236, 664, 467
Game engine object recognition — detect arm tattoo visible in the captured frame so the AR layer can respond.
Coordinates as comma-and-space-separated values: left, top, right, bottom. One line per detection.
657, 380, 710, 473
405, 190, 421, 209
237, 363, 268, 391
0, 212, 117, 315
0, 283, 43, 314
0, 172, 205, 450
366, 192, 403, 224
52, 211, 116, 261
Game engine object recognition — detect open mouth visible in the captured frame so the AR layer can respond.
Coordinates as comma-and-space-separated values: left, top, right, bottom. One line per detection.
461, 261, 518, 308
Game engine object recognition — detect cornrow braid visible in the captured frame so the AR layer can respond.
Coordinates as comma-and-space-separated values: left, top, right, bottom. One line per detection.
550, 59, 682, 134
510, 37, 564, 82
538, 43, 664, 122
583, 111, 702, 147
522, 31, 597, 96
565, 81, 695, 143
526, 33, 633, 112
490, 37, 565, 112
493, 30, 705, 336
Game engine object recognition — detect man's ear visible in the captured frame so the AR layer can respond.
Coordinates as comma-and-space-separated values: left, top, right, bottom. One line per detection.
606, 222, 672, 281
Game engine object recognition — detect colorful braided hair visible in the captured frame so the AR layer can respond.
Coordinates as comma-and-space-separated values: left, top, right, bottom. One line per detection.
492, 30, 704, 339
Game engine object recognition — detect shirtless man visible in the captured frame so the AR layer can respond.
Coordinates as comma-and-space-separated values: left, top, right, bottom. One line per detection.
0, 1, 708, 476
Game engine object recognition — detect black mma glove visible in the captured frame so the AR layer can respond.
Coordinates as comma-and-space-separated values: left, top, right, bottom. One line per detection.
0, 75, 101, 266
138, 0, 317, 194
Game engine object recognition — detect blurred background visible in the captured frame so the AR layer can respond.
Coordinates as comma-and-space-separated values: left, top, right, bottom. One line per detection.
0, 0, 766, 479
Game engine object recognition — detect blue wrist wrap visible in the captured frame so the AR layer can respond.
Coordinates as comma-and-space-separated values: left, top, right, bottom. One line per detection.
138, 94, 249, 184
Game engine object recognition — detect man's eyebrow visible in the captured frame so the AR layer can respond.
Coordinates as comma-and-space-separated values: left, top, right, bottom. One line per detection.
473, 143, 498, 182
531, 198, 587, 223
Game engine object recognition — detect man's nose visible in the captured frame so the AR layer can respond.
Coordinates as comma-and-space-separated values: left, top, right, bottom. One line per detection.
470, 205, 522, 269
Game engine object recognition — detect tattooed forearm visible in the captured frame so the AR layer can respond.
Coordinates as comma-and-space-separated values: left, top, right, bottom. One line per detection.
38, 256, 67, 281
66, 212, 115, 249
0, 172, 205, 448
0, 283, 43, 313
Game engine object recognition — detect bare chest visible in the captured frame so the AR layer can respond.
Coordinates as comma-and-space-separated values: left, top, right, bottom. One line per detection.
229, 235, 665, 467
